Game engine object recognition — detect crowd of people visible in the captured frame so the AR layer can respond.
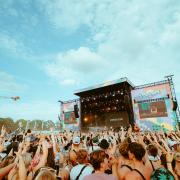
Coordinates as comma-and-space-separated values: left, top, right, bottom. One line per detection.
0, 125, 179, 180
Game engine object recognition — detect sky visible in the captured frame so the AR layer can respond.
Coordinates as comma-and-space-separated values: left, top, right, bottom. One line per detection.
0, 0, 180, 122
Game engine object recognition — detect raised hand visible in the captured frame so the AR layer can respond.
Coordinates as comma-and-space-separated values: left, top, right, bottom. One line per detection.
1, 125, 6, 137
0, 143, 4, 153
109, 156, 118, 166
127, 125, 132, 135
166, 151, 174, 163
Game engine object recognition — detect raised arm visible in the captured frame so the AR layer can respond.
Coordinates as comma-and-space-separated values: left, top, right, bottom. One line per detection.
33, 140, 48, 172
18, 155, 27, 180
110, 156, 119, 179
0, 163, 15, 180
51, 133, 58, 156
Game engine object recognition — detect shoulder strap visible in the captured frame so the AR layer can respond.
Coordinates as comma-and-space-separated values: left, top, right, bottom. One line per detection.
121, 164, 133, 171
75, 165, 87, 180
149, 160, 155, 171
133, 169, 146, 180
73, 149, 77, 154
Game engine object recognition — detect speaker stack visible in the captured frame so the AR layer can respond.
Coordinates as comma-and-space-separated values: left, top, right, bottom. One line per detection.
74, 104, 79, 118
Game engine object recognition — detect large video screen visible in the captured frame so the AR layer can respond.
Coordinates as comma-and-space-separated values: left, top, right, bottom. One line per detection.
138, 101, 168, 118
131, 82, 178, 131
61, 100, 80, 127
64, 111, 76, 124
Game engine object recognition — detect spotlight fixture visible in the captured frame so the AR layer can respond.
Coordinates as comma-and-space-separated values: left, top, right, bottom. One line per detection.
84, 117, 88, 122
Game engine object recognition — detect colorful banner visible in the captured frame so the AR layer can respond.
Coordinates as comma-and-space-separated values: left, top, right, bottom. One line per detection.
131, 83, 178, 131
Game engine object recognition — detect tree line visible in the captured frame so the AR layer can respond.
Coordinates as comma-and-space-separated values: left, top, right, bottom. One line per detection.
0, 117, 62, 132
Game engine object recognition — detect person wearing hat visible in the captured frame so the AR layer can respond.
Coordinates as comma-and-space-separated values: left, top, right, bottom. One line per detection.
99, 138, 117, 157
69, 136, 81, 166
99, 139, 110, 151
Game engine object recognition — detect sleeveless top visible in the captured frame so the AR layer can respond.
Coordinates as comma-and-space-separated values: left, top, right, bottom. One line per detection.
149, 160, 155, 171
121, 164, 133, 171
132, 169, 146, 180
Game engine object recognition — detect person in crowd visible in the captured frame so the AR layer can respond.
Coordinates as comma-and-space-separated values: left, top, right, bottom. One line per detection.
33, 167, 57, 180
146, 144, 161, 171
125, 142, 148, 180
174, 147, 180, 179
150, 152, 176, 180
118, 142, 134, 180
99, 139, 110, 151
0, 125, 179, 180
70, 149, 94, 180
69, 136, 81, 166
83, 150, 118, 180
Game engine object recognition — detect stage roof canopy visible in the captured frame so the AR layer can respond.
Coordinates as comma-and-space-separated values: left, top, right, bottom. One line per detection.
74, 77, 134, 97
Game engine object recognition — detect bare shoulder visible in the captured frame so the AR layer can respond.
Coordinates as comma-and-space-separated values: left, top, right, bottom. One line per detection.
118, 166, 131, 178
125, 171, 139, 180
145, 162, 152, 170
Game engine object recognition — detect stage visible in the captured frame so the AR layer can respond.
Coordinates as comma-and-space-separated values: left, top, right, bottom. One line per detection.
60, 76, 179, 131
74, 78, 134, 130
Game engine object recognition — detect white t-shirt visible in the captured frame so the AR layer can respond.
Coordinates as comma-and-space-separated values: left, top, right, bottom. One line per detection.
70, 164, 94, 180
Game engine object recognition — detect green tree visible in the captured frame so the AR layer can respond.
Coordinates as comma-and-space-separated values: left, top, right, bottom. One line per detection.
15, 119, 27, 129
0, 117, 17, 132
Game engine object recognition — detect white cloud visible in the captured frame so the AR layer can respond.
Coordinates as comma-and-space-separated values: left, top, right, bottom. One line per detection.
40, 0, 180, 101
38, 0, 96, 31
61, 79, 77, 86
45, 47, 107, 86
159, 12, 180, 49
0, 71, 27, 92
0, 32, 30, 58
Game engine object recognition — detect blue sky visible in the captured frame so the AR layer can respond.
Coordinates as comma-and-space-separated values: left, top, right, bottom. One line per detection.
0, 0, 180, 121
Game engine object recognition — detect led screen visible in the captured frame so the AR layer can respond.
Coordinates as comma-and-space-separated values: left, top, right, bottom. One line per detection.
61, 100, 80, 129
131, 82, 178, 131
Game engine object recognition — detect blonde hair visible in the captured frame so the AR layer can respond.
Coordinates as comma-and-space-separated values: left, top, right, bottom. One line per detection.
35, 170, 56, 180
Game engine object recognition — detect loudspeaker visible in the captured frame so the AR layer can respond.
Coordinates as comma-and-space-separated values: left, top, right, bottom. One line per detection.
172, 101, 178, 111
74, 104, 79, 118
